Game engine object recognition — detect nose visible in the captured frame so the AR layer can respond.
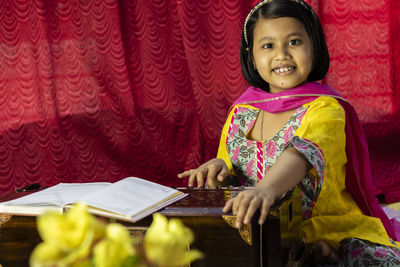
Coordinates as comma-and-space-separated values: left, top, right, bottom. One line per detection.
274, 45, 290, 61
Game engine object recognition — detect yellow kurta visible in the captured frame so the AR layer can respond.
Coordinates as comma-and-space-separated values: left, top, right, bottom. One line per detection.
217, 96, 396, 249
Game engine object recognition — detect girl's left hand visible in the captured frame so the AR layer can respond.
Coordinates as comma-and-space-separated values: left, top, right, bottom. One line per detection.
222, 187, 275, 228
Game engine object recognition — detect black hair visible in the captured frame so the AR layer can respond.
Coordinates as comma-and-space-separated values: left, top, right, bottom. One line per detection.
240, 0, 329, 91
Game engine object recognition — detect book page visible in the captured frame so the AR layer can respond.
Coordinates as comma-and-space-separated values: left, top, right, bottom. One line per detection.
81, 177, 185, 217
0, 183, 110, 207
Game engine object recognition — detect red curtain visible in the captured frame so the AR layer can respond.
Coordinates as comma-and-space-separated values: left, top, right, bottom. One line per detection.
0, 0, 399, 202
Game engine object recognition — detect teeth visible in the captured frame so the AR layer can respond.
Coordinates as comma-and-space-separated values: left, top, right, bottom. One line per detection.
275, 67, 293, 73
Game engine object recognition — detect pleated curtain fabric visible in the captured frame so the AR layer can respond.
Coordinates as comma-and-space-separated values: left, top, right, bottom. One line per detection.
0, 0, 399, 202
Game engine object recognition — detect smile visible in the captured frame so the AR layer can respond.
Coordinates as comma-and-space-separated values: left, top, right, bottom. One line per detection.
273, 66, 295, 74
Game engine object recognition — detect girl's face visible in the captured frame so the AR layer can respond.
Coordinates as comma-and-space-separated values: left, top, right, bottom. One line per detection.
252, 17, 313, 93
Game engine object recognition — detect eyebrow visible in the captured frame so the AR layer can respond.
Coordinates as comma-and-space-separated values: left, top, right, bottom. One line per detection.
257, 32, 305, 44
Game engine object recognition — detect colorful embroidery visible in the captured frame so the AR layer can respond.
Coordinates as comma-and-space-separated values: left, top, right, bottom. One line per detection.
227, 106, 304, 184
339, 238, 400, 266
226, 105, 325, 221
288, 137, 325, 219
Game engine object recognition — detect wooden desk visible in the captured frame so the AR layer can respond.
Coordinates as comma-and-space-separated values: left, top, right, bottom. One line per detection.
0, 188, 282, 267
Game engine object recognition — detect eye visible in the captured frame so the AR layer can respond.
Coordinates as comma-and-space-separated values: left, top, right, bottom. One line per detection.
288, 39, 301, 46
262, 43, 273, 49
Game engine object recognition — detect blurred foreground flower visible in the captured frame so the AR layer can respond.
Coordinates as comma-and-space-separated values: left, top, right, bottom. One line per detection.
144, 213, 203, 266
30, 203, 202, 267
93, 223, 138, 267
30, 202, 138, 267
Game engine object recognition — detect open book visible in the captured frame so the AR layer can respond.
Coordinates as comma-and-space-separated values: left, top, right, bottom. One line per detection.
0, 177, 187, 223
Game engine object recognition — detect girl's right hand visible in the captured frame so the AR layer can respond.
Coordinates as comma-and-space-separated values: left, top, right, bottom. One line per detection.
177, 158, 229, 188
223, 186, 275, 228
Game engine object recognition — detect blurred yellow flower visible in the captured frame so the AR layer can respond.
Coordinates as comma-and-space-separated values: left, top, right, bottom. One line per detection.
93, 223, 138, 267
30, 203, 115, 267
144, 213, 203, 267
30, 203, 202, 267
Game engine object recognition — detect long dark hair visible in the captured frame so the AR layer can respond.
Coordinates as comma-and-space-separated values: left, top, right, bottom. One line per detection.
240, 0, 329, 91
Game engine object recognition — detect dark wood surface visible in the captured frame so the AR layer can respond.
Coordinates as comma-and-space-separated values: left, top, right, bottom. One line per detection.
0, 188, 282, 267
0, 215, 41, 267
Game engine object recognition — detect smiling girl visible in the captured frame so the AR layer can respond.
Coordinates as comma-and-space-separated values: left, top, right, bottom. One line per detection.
179, 0, 400, 265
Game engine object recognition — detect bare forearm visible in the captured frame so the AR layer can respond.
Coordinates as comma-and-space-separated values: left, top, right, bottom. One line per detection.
223, 146, 311, 228
257, 147, 309, 198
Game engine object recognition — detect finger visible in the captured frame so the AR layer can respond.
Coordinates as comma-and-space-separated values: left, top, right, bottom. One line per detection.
235, 195, 252, 228
243, 197, 261, 225
319, 241, 339, 262
320, 241, 330, 257
206, 165, 218, 188
222, 198, 234, 213
312, 241, 338, 264
187, 172, 197, 187
258, 198, 271, 225
178, 170, 192, 178
232, 192, 245, 215
217, 167, 228, 182
195, 171, 205, 188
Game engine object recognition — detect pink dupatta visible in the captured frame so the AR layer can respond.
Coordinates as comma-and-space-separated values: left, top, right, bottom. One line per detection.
232, 82, 398, 241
